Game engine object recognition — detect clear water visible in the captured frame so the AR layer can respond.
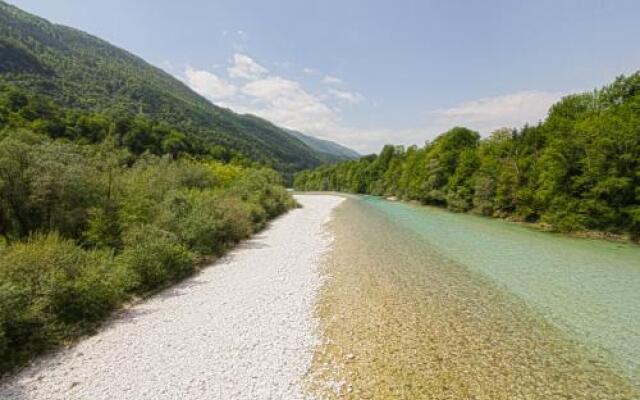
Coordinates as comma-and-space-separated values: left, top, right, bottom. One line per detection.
362, 195, 640, 385
311, 195, 640, 398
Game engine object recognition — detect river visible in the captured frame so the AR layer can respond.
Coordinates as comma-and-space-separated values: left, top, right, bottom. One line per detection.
310, 195, 640, 399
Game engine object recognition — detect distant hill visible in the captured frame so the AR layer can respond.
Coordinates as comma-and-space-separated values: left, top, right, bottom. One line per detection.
0, 1, 331, 174
287, 129, 360, 161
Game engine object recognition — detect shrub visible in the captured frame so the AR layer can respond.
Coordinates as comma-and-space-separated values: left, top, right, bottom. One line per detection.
230, 169, 296, 218
47, 250, 123, 324
156, 189, 255, 256
0, 282, 29, 370
211, 194, 255, 243
0, 233, 87, 315
0, 232, 123, 369
83, 202, 122, 249
118, 225, 195, 292
0, 233, 122, 323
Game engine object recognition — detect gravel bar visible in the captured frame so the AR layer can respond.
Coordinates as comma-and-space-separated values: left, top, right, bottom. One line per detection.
0, 194, 344, 400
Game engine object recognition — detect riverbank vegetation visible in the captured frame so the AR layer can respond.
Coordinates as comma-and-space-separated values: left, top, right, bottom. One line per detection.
0, 86, 296, 373
295, 73, 640, 239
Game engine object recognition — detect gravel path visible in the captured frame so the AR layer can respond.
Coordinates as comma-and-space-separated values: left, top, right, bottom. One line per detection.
0, 194, 343, 400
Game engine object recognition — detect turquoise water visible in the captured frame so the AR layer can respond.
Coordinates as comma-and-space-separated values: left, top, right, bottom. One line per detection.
362, 196, 640, 385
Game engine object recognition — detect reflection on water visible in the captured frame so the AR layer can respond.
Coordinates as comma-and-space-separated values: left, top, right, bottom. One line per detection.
309, 196, 640, 399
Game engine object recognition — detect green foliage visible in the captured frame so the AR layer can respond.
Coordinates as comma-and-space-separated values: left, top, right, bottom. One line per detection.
84, 202, 122, 249
295, 73, 640, 237
118, 226, 195, 291
0, 282, 28, 363
0, 130, 296, 373
0, 233, 122, 370
157, 190, 254, 256
0, 1, 359, 175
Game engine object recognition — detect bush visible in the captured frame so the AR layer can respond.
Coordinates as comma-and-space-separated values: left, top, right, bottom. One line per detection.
230, 169, 297, 218
155, 190, 222, 255
84, 203, 122, 249
118, 225, 195, 292
0, 232, 123, 369
0, 233, 122, 323
0, 282, 29, 370
211, 193, 255, 243
158, 190, 255, 256
48, 250, 123, 324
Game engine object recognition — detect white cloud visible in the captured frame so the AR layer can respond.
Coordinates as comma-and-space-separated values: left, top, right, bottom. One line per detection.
322, 75, 342, 84
430, 90, 565, 135
328, 88, 365, 104
305, 90, 567, 154
181, 58, 376, 152
180, 53, 567, 156
184, 67, 236, 100
228, 53, 267, 80
241, 76, 337, 133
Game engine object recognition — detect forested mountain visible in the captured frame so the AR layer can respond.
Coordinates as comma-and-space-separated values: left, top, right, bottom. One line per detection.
295, 73, 640, 239
287, 129, 360, 161
0, 0, 343, 175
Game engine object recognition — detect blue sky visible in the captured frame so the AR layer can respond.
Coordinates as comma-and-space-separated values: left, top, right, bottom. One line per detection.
8, 0, 640, 153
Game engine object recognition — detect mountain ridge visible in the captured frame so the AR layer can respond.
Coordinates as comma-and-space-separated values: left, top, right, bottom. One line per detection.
0, 0, 358, 174
286, 129, 360, 161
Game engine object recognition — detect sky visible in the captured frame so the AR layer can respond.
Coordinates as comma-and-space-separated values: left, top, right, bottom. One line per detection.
8, 0, 640, 153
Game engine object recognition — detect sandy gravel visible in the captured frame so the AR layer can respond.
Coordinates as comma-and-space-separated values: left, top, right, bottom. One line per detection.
0, 194, 343, 400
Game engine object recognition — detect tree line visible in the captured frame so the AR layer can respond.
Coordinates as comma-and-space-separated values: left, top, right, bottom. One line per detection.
0, 85, 296, 373
295, 73, 640, 239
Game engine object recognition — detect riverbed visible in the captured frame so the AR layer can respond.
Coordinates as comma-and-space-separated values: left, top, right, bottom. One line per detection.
310, 195, 640, 399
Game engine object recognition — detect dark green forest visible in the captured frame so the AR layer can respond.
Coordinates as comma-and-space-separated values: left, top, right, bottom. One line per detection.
0, 1, 356, 178
295, 73, 640, 239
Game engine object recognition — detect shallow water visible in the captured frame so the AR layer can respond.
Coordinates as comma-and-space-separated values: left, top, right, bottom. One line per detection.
365, 196, 640, 383
310, 195, 640, 399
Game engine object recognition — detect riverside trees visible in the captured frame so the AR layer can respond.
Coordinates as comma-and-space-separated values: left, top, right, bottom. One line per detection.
294, 73, 640, 238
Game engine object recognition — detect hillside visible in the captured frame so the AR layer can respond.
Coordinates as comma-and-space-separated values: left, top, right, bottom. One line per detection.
287, 129, 360, 161
0, 1, 335, 174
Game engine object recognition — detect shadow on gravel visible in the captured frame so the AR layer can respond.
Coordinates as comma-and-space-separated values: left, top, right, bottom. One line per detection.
0, 385, 28, 400
112, 279, 209, 325
155, 279, 208, 300
111, 307, 160, 325
237, 240, 270, 250
217, 238, 270, 265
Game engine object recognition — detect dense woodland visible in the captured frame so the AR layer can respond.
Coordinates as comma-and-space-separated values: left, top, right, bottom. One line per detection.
0, 81, 297, 373
295, 73, 640, 239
